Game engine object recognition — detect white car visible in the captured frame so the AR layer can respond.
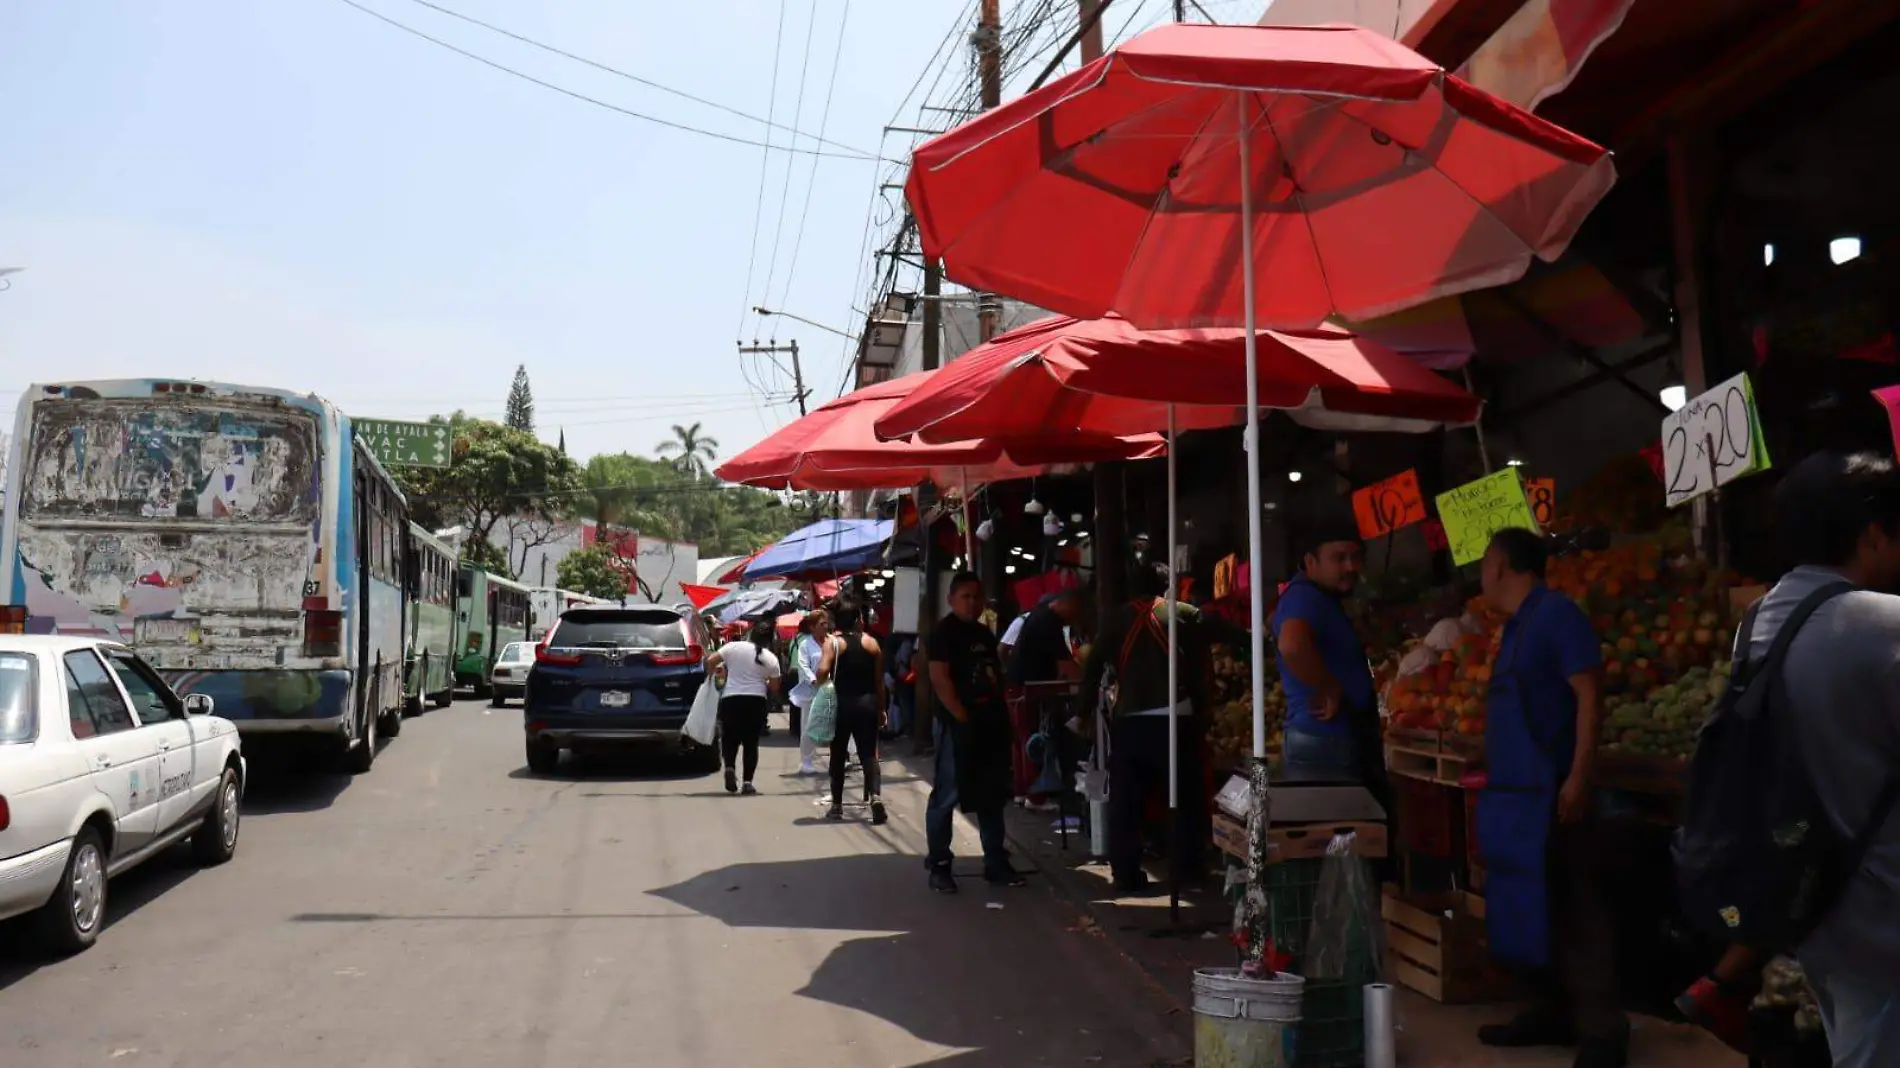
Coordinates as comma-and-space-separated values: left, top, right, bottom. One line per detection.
0, 636, 246, 954
488, 641, 535, 707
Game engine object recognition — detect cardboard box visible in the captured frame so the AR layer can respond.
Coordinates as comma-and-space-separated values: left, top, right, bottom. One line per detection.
1211, 811, 1389, 864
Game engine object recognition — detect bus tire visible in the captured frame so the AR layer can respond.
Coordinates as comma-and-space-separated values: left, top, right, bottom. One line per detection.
473, 679, 492, 700
404, 691, 423, 717
430, 689, 453, 709
346, 707, 378, 775
380, 703, 403, 739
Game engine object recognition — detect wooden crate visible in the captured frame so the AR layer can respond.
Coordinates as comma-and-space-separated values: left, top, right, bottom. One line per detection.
1384, 741, 1472, 787
1211, 812, 1388, 864
1382, 885, 1510, 1004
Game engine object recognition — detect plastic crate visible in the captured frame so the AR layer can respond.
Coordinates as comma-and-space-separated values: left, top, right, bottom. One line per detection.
1265, 857, 1378, 1068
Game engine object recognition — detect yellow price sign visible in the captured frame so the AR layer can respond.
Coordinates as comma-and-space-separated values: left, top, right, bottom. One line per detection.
1434, 468, 1541, 567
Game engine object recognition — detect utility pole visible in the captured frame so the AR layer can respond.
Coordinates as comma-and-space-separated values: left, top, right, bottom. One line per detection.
736, 339, 810, 416
1174, 0, 1185, 21
912, 257, 946, 751
1080, 0, 1129, 632
976, 0, 1004, 343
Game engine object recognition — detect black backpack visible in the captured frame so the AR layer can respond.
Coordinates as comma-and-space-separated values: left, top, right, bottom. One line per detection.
1673, 581, 1900, 950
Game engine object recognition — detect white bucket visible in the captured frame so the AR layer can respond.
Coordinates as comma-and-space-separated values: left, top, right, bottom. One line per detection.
1192, 967, 1304, 1068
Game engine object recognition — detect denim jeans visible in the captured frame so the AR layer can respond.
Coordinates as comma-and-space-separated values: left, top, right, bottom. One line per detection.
1281, 724, 1362, 778
1800, 956, 1900, 1068
925, 718, 1010, 873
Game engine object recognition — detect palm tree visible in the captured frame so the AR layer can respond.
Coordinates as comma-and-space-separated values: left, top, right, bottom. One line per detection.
657, 422, 719, 479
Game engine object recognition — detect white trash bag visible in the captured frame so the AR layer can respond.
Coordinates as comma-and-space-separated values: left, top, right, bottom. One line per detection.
681, 679, 719, 746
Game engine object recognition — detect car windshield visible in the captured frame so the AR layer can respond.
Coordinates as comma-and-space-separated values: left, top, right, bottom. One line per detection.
551, 613, 683, 650
0, 653, 38, 743
498, 643, 532, 662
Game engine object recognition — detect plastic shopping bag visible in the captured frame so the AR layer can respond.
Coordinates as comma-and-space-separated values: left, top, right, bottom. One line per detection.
681, 679, 719, 746
805, 682, 837, 745
1302, 831, 1385, 981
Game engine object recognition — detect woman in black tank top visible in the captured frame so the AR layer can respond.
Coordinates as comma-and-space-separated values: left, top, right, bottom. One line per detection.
818, 601, 886, 823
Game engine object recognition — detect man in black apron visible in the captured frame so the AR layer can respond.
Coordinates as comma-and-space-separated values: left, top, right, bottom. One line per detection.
1473, 527, 1625, 1068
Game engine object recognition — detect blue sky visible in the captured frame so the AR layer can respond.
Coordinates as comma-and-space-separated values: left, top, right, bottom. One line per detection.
0, 0, 990, 460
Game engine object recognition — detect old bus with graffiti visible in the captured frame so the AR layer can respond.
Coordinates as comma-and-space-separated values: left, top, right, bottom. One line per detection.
0, 380, 408, 772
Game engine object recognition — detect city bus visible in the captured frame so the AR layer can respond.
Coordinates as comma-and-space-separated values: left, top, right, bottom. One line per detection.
0, 379, 408, 772
527, 586, 615, 641
453, 564, 528, 697
404, 522, 458, 713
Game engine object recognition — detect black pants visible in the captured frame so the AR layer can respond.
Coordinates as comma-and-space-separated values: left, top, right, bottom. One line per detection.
1518, 818, 1628, 1045
719, 694, 768, 782
1108, 714, 1206, 884
831, 693, 881, 805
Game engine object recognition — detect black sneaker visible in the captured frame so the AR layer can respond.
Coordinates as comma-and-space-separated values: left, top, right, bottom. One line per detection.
1111, 872, 1162, 896
1477, 1014, 1576, 1049
825, 803, 844, 820
928, 868, 959, 894
1571, 1039, 1628, 1068
868, 798, 888, 825
741, 782, 758, 796
984, 866, 1030, 888
724, 769, 738, 794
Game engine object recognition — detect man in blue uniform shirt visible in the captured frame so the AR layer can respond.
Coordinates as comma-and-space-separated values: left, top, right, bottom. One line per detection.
1273, 519, 1379, 787
1474, 526, 1624, 1068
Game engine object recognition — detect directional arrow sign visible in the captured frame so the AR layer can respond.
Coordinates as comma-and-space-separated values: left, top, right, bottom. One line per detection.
354, 417, 451, 468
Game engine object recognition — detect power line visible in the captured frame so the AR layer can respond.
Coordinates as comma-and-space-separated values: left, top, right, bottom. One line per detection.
733, 0, 793, 430
392, 0, 877, 158
757, 0, 823, 334
329, 0, 878, 161
772, 0, 851, 318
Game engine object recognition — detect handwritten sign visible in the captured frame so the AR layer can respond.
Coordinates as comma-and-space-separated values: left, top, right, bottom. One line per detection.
1526, 478, 1556, 528
1434, 469, 1540, 566
1351, 469, 1427, 540
1874, 385, 1900, 459
1661, 373, 1771, 507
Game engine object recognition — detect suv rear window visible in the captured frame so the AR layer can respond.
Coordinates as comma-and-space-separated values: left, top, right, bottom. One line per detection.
549, 612, 685, 650
0, 653, 38, 744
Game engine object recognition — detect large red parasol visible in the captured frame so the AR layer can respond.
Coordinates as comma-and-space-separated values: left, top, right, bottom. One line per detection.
714, 371, 1161, 492
904, 21, 1610, 762
874, 313, 1480, 443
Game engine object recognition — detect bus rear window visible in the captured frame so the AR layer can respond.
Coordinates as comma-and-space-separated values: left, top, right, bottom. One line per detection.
0, 653, 37, 744
22, 399, 319, 522
549, 613, 684, 650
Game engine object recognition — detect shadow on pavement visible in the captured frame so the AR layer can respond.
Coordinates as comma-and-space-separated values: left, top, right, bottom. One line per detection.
651, 853, 1189, 1067
504, 749, 717, 784
240, 761, 354, 815
0, 844, 200, 990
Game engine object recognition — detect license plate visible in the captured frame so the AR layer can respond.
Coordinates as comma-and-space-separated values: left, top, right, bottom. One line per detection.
599, 690, 631, 708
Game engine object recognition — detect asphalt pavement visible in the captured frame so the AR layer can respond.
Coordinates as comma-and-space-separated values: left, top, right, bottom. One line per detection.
0, 699, 1192, 1068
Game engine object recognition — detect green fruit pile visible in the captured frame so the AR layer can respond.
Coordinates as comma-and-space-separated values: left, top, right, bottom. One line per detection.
1601, 660, 1730, 759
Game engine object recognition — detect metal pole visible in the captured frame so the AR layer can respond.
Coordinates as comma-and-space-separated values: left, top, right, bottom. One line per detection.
1167, 404, 1181, 924
977, 0, 1004, 343
1238, 95, 1266, 761
788, 339, 810, 416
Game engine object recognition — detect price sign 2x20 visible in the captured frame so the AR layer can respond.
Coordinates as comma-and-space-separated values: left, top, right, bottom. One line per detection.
1660, 372, 1771, 508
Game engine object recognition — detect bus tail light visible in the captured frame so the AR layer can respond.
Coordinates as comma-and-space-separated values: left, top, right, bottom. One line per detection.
650, 645, 705, 667
0, 794, 10, 832
303, 609, 344, 658
0, 605, 24, 635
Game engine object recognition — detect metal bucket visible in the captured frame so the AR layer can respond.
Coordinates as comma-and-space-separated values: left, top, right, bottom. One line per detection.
1192, 968, 1304, 1068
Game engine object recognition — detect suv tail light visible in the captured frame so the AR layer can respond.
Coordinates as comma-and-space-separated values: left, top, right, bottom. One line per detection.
535, 642, 583, 667
0, 605, 24, 635
302, 609, 343, 658
0, 794, 9, 832
650, 645, 705, 667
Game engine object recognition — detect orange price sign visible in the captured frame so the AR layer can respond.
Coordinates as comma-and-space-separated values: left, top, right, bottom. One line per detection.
1526, 478, 1557, 528
1351, 469, 1428, 540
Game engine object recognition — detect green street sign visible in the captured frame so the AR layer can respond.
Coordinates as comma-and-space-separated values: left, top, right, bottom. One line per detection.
354, 417, 451, 468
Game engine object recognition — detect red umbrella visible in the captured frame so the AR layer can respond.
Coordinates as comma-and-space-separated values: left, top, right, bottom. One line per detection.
905, 21, 1610, 763
714, 370, 1163, 492
874, 313, 1480, 443
680, 583, 729, 611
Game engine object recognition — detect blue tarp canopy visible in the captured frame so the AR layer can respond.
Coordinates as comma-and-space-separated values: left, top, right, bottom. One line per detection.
744, 518, 892, 581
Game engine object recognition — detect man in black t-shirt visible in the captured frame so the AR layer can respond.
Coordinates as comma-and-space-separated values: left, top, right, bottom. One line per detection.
1006, 588, 1081, 803
924, 571, 1024, 894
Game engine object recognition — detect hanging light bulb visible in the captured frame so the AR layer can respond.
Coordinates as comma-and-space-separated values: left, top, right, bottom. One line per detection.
1042, 514, 1063, 537
1023, 498, 1046, 517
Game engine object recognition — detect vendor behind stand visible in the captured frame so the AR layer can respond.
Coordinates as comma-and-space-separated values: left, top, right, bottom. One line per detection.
1474, 526, 1625, 1068
1273, 517, 1380, 793
1006, 587, 1083, 804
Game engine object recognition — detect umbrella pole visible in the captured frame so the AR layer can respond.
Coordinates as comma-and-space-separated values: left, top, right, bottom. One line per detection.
1237, 94, 1266, 763
961, 468, 978, 568
1167, 404, 1181, 927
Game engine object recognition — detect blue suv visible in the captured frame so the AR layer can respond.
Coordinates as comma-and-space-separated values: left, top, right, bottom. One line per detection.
522, 606, 715, 775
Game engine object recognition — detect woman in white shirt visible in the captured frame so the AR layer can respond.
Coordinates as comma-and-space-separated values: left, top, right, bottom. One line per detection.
706, 619, 782, 795
787, 609, 832, 776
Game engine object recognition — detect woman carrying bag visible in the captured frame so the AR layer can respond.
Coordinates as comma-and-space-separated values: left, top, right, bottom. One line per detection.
817, 601, 887, 824
706, 619, 781, 795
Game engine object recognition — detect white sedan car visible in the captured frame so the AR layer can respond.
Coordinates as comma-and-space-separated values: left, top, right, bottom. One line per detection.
0, 636, 246, 954
488, 641, 536, 707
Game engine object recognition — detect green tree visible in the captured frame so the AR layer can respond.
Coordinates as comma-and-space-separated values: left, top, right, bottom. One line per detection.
458, 536, 512, 578
556, 544, 636, 601
396, 418, 579, 559
579, 453, 678, 536
505, 365, 535, 432
656, 422, 719, 478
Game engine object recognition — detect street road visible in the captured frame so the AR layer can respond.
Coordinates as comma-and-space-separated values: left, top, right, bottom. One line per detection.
0, 699, 1190, 1068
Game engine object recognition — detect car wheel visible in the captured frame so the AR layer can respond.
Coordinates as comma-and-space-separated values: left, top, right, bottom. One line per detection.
35, 827, 108, 955
346, 706, 378, 774
192, 766, 242, 866
525, 739, 560, 775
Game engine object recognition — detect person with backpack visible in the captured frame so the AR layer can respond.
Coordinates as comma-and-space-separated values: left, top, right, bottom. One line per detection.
1471, 526, 1624, 1068
1674, 452, 1900, 1067
1081, 560, 1211, 895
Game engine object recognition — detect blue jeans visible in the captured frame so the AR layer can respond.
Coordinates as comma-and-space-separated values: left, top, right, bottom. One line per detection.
1800, 957, 1900, 1068
1281, 724, 1362, 779
925, 718, 1009, 873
